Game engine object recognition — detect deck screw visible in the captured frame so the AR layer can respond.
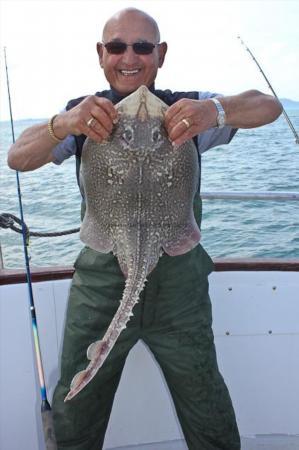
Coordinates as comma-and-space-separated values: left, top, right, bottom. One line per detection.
272, 286, 277, 291
225, 331, 230, 336
228, 287, 232, 291
268, 330, 272, 334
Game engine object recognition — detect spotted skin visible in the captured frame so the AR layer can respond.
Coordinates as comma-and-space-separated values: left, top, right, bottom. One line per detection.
64, 85, 200, 401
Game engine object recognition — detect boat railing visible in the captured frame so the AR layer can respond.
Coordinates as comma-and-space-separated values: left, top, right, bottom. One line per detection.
0, 243, 4, 269
201, 191, 299, 201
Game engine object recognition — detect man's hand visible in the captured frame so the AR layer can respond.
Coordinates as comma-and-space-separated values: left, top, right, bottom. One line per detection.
164, 91, 283, 148
54, 96, 119, 143
164, 98, 217, 147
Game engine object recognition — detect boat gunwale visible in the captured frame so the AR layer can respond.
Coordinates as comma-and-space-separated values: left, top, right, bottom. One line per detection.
1, 258, 299, 285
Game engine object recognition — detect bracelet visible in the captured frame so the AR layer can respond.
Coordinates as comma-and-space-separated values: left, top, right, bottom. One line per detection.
48, 114, 64, 143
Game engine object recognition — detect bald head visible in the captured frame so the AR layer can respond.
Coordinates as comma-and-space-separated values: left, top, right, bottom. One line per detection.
102, 8, 160, 43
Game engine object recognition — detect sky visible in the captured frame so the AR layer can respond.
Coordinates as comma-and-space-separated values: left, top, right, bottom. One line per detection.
0, 0, 298, 120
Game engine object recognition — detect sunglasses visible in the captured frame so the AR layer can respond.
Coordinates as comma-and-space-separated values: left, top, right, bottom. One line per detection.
103, 41, 159, 55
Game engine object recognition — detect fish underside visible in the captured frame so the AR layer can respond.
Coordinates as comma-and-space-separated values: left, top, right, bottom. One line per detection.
64, 85, 200, 401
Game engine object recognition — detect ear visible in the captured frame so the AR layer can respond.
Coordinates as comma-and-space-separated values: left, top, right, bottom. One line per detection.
96, 42, 104, 68
158, 42, 168, 68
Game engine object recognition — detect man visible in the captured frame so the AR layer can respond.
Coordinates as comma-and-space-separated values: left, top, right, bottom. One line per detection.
8, 7, 282, 450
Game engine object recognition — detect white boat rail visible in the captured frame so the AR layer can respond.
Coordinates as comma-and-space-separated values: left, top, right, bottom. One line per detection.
0, 243, 3, 269
201, 191, 299, 201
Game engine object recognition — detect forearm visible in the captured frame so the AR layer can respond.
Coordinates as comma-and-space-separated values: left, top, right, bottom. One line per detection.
219, 90, 283, 129
7, 95, 118, 172
7, 121, 65, 172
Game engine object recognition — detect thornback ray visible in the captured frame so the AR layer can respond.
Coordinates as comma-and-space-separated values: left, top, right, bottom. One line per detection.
64, 85, 200, 402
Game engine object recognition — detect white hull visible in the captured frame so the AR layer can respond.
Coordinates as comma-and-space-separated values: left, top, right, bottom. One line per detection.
1, 269, 299, 450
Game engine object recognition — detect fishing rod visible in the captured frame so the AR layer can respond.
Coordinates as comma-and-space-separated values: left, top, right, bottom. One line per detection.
238, 36, 299, 145
3, 47, 57, 450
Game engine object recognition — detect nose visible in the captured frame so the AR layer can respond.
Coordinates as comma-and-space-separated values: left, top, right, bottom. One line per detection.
121, 46, 139, 64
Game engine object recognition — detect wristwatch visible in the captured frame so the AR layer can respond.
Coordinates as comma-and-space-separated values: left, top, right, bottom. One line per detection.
210, 97, 226, 128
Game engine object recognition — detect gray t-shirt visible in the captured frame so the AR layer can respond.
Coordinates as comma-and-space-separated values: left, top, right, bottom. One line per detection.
52, 91, 236, 165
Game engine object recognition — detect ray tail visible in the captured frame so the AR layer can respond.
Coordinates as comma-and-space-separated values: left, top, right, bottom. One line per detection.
64, 256, 149, 402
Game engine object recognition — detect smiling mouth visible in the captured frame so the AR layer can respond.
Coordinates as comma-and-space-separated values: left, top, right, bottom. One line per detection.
119, 69, 141, 76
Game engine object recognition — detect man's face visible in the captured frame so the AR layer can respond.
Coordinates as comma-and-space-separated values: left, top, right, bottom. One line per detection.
97, 12, 167, 95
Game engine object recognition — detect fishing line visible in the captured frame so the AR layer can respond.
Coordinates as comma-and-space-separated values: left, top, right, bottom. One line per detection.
238, 36, 299, 145
3, 47, 57, 450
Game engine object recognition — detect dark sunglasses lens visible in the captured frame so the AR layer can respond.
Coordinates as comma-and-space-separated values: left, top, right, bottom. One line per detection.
105, 42, 127, 54
133, 42, 155, 54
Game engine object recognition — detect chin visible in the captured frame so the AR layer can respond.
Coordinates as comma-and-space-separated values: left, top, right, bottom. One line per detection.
115, 80, 150, 95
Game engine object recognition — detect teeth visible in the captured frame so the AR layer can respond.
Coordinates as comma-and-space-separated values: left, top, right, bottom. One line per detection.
120, 69, 140, 76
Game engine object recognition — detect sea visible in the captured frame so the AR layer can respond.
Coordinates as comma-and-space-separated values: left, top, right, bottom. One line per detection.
0, 111, 299, 269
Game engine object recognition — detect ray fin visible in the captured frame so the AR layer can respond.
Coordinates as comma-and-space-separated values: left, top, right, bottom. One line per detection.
70, 369, 87, 390
87, 339, 105, 361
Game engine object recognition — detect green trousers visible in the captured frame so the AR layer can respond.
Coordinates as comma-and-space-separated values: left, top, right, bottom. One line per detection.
52, 245, 240, 450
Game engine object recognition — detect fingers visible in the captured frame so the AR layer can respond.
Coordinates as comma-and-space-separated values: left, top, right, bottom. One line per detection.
84, 96, 119, 142
164, 99, 196, 147
164, 99, 189, 132
164, 98, 216, 148
92, 96, 118, 128
169, 121, 196, 148
68, 96, 119, 143
84, 111, 112, 141
164, 102, 194, 147
81, 119, 110, 143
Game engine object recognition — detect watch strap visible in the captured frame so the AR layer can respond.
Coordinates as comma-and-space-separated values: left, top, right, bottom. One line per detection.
210, 97, 226, 128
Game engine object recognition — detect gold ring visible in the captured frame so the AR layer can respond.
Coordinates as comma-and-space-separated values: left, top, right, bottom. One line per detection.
86, 117, 95, 128
182, 118, 191, 129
